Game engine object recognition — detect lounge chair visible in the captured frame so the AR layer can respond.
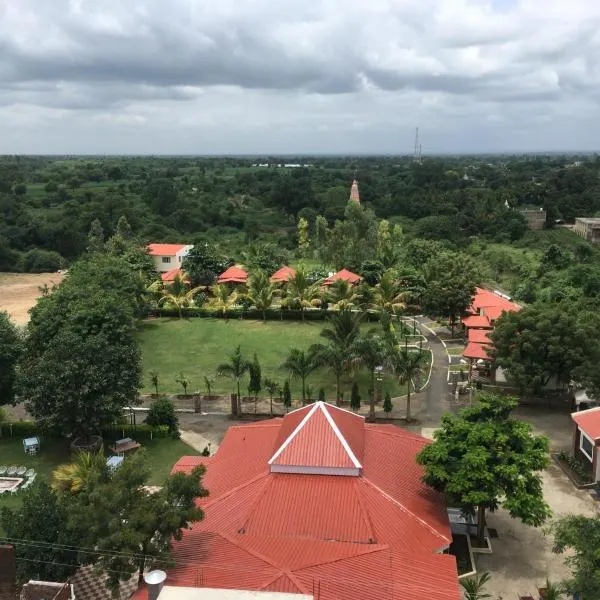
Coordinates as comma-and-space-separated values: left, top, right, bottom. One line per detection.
25, 468, 35, 478
0, 466, 6, 475
7, 466, 17, 475
16, 466, 26, 476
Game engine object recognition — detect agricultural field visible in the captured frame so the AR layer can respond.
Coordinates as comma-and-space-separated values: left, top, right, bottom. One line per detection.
137, 318, 407, 398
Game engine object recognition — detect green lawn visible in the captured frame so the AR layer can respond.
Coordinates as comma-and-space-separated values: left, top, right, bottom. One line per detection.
137, 318, 406, 398
0, 435, 199, 513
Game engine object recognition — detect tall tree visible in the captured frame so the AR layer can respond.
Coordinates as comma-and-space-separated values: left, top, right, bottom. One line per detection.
247, 270, 278, 321
310, 343, 345, 404
417, 394, 550, 543
491, 302, 600, 394
390, 347, 428, 422
351, 332, 387, 420
217, 345, 251, 401
208, 284, 238, 318
421, 251, 478, 336
0, 311, 22, 405
371, 270, 407, 316
350, 382, 361, 412
145, 396, 179, 436
87, 218, 105, 253
297, 217, 310, 257
282, 380, 292, 410
264, 378, 279, 417
0, 482, 78, 583
69, 451, 207, 592
552, 514, 600, 598
248, 353, 262, 412
281, 348, 317, 404
182, 242, 229, 287
19, 254, 141, 442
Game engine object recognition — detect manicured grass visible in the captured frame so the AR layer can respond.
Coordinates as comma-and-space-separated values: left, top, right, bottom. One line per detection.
0, 435, 199, 513
137, 318, 406, 398
446, 347, 466, 356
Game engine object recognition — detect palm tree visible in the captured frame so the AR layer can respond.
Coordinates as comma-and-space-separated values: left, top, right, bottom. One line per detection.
310, 343, 345, 404
286, 266, 321, 320
326, 279, 359, 311
372, 270, 406, 315
391, 346, 427, 422
203, 375, 215, 398
217, 346, 251, 401
247, 270, 279, 321
209, 284, 238, 318
52, 450, 105, 494
157, 275, 203, 318
320, 309, 364, 356
264, 378, 279, 416
460, 572, 492, 600
351, 333, 387, 420
281, 348, 317, 404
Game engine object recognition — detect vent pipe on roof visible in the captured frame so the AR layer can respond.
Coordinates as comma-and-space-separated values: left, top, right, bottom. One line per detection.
144, 570, 167, 600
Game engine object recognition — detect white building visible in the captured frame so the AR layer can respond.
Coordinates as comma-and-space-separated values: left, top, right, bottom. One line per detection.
147, 243, 193, 273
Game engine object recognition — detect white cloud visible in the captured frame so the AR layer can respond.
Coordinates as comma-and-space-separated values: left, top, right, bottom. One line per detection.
0, 0, 599, 153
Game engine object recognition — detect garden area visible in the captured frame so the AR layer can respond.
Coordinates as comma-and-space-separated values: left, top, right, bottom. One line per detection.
0, 434, 199, 513
137, 317, 409, 399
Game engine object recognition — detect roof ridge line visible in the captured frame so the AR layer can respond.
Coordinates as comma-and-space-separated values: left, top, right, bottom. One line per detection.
268, 403, 320, 464
237, 475, 275, 534
203, 470, 269, 509
366, 426, 428, 442
360, 478, 451, 545
320, 404, 362, 469
323, 401, 366, 420
353, 478, 377, 542
294, 543, 390, 574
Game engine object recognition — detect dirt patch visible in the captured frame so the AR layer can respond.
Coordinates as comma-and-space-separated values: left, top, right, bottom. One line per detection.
0, 272, 65, 325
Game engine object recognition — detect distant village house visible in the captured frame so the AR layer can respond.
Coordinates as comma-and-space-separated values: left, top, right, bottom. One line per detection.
147, 244, 193, 273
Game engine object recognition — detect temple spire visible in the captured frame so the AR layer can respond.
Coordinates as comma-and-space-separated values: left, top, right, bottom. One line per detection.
349, 179, 360, 204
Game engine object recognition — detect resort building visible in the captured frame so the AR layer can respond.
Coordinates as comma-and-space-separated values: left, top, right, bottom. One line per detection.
133, 402, 460, 600
147, 244, 193, 273
574, 218, 600, 243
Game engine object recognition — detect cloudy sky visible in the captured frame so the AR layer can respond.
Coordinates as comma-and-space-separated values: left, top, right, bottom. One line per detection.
1, 0, 599, 154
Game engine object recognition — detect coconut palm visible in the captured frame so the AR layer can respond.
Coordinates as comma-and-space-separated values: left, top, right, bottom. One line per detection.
247, 270, 279, 321
320, 309, 364, 356
286, 266, 321, 320
391, 346, 427, 422
264, 378, 279, 416
52, 450, 105, 494
326, 279, 360, 311
209, 283, 239, 318
217, 346, 251, 401
157, 274, 203, 318
372, 270, 407, 315
460, 572, 492, 600
310, 343, 345, 404
281, 348, 318, 404
351, 333, 388, 420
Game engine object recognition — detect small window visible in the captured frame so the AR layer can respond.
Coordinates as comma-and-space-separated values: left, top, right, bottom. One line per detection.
580, 431, 594, 461
162, 257, 171, 264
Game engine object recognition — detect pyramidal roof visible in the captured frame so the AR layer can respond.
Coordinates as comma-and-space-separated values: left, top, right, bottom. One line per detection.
349, 179, 360, 203
268, 402, 365, 476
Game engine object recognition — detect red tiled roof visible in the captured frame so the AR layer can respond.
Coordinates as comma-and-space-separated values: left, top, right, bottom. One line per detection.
463, 342, 490, 361
323, 269, 362, 286
461, 315, 491, 329
483, 304, 520, 321
350, 179, 360, 203
470, 288, 520, 321
467, 329, 492, 345
161, 268, 185, 282
270, 266, 296, 283
572, 407, 600, 441
147, 243, 188, 256
149, 402, 459, 600
217, 266, 248, 284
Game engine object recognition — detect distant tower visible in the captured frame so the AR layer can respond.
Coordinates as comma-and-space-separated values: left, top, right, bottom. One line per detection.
349, 178, 360, 204
414, 127, 422, 165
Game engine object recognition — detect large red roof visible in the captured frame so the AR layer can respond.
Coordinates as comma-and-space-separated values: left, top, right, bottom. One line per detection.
217, 266, 248, 284
270, 266, 296, 283
161, 268, 186, 283
323, 269, 362, 286
147, 243, 188, 256
470, 288, 520, 321
461, 315, 491, 329
572, 407, 600, 441
134, 402, 459, 600
467, 329, 492, 345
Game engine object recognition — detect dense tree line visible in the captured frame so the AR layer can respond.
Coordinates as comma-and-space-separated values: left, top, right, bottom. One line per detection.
2, 154, 600, 271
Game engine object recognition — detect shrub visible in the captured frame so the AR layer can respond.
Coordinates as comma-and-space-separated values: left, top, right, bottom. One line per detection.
23, 249, 65, 273
145, 397, 180, 438
557, 450, 592, 483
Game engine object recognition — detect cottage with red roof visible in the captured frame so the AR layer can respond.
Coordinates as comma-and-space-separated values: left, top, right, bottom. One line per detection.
217, 265, 248, 284
134, 402, 460, 600
148, 243, 193, 274
270, 266, 296, 284
571, 407, 600, 483
323, 269, 362, 286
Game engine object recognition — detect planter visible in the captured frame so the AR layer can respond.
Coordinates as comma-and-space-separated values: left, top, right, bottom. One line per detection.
553, 452, 595, 489
449, 533, 477, 578
70, 435, 103, 454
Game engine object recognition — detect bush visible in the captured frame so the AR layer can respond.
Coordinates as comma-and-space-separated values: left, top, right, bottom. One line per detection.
145, 397, 180, 438
23, 249, 65, 273
0, 420, 40, 437
102, 423, 169, 441
557, 451, 592, 483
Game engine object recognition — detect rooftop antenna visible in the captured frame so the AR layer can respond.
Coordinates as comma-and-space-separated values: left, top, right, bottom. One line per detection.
414, 127, 422, 165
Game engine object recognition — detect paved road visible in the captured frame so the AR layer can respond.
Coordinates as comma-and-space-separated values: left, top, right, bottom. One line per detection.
410, 317, 453, 428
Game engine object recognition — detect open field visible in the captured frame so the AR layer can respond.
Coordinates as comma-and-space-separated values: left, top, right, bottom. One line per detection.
0, 435, 199, 514
0, 272, 65, 325
137, 318, 407, 398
